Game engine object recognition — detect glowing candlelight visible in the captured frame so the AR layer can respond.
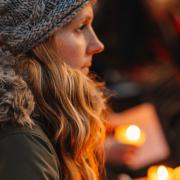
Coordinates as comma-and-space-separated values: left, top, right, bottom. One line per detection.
172, 167, 180, 180
114, 125, 145, 146
157, 166, 169, 180
126, 125, 141, 142
148, 165, 173, 180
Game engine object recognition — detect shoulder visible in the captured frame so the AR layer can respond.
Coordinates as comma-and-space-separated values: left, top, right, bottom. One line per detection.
0, 123, 60, 180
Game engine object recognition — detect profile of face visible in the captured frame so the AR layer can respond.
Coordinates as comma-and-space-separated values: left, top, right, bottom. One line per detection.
52, 3, 104, 75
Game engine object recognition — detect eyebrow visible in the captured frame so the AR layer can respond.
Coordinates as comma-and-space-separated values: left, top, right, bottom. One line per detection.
91, 0, 97, 5
78, 15, 93, 23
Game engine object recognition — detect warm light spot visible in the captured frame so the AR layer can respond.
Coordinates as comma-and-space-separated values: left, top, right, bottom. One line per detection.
114, 124, 145, 146
173, 167, 180, 180
157, 166, 169, 180
148, 165, 173, 180
126, 125, 141, 142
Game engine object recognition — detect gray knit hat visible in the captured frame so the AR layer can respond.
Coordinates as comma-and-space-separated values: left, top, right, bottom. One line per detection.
0, 0, 89, 55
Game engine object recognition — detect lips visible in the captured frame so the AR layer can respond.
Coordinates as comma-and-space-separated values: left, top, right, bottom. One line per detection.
81, 66, 90, 75
80, 60, 92, 75
81, 62, 92, 69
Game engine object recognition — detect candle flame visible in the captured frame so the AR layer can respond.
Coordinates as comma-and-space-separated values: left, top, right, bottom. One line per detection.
157, 166, 169, 180
115, 124, 145, 146
126, 125, 141, 142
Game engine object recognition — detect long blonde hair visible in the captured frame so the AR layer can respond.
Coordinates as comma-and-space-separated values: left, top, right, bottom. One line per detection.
17, 36, 107, 180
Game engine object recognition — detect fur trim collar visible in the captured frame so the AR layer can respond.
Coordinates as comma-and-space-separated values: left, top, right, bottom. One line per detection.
0, 50, 35, 126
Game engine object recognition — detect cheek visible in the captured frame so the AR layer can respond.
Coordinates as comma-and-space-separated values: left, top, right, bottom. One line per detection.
63, 45, 83, 68
54, 34, 86, 69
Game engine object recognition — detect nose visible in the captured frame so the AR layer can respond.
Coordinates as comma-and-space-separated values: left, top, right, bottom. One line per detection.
87, 29, 105, 55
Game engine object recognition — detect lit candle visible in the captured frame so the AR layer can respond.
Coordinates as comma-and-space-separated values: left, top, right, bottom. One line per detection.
114, 125, 145, 146
147, 165, 173, 180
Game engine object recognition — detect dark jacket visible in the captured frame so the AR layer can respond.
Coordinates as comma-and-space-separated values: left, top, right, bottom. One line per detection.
0, 123, 60, 180
0, 62, 60, 179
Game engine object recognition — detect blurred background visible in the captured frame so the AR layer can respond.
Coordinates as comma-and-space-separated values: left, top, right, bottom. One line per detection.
91, 0, 180, 179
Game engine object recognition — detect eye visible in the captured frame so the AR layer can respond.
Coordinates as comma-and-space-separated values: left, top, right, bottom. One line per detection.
75, 23, 87, 32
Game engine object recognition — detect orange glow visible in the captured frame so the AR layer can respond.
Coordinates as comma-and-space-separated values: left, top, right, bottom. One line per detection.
115, 124, 145, 146
173, 167, 180, 180
148, 165, 173, 180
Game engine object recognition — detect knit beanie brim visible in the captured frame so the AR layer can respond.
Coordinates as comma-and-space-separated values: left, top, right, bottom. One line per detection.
0, 0, 89, 55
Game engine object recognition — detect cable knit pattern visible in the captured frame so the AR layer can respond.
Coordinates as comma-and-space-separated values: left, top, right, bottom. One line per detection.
0, 0, 89, 55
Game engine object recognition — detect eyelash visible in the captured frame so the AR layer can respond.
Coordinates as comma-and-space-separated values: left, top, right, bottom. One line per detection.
76, 23, 87, 32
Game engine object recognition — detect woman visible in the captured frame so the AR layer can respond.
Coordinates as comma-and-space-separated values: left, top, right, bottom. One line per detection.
0, 0, 107, 179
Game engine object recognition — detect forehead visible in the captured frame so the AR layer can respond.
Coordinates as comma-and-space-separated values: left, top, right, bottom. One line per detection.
71, 3, 94, 22
53, 3, 94, 33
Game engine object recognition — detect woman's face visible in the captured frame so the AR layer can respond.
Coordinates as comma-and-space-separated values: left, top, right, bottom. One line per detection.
52, 3, 104, 75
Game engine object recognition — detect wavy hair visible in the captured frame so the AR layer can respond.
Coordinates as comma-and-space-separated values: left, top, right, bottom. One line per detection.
17, 36, 107, 180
